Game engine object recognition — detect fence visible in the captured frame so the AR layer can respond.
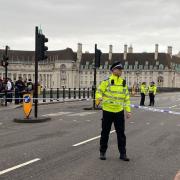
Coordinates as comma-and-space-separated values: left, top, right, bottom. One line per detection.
0, 87, 180, 106
0, 87, 93, 106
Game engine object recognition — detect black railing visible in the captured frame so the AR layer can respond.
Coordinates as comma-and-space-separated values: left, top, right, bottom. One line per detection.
1, 87, 180, 106
0, 87, 93, 106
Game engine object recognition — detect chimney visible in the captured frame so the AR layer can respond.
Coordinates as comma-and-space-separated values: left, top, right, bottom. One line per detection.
128, 45, 133, 53
123, 44, 127, 60
167, 46, 172, 57
109, 45, 113, 61
77, 43, 82, 62
154, 44, 158, 60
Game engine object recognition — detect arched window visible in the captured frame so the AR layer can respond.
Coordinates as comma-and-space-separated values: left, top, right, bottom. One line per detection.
157, 76, 163, 87
159, 64, 164, 70
60, 64, 67, 88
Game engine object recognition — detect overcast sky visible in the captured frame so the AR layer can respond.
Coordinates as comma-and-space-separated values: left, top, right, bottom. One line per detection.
0, 0, 180, 54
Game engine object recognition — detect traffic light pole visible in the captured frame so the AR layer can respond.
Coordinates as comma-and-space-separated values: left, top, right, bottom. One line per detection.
93, 44, 97, 109
34, 26, 38, 118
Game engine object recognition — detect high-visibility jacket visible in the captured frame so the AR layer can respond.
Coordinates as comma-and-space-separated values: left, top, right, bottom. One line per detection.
148, 85, 157, 95
95, 74, 131, 113
140, 84, 147, 94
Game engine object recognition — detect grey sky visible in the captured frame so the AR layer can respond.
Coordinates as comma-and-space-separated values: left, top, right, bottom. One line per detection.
0, 0, 180, 54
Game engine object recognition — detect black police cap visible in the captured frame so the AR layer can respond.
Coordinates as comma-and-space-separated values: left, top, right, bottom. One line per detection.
110, 61, 123, 71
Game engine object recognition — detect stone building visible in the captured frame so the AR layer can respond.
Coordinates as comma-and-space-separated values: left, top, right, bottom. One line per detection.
0, 43, 180, 89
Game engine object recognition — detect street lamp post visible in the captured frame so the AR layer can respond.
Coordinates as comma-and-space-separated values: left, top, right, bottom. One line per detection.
135, 70, 140, 94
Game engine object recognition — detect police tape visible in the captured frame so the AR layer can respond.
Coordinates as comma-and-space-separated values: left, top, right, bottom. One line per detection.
1, 97, 180, 115
130, 104, 180, 115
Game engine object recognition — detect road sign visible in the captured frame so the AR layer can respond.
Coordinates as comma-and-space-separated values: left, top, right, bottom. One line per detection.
23, 93, 32, 119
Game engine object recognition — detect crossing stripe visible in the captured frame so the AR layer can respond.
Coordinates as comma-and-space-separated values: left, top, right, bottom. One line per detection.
0, 158, 40, 176
67, 112, 97, 117
73, 130, 115, 146
42, 112, 72, 117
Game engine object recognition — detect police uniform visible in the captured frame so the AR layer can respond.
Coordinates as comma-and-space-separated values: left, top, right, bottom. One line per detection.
148, 82, 157, 106
96, 61, 131, 161
140, 82, 147, 106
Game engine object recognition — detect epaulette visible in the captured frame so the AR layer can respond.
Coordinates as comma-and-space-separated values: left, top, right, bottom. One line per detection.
103, 77, 109, 81
122, 79, 126, 87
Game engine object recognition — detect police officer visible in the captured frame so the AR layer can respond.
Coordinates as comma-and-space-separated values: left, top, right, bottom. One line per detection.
148, 81, 157, 106
96, 61, 131, 161
140, 82, 147, 106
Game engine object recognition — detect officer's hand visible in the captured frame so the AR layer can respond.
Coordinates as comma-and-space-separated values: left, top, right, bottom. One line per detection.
96, 98, 102, 106
174, 171, 180, 180
126, 112, 132, 119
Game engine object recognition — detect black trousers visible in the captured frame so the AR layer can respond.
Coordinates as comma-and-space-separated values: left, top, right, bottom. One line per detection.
149, 93, 155, 106
140, 93, 145, 106
100, 110, 126, 155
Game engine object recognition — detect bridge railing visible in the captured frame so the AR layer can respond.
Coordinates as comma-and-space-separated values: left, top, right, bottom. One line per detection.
0, 87, 93, 105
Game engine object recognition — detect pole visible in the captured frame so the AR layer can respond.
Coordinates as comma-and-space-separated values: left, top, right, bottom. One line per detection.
34, 26, 38, 118
5, 46, 8, 107
93, 44, 97, 109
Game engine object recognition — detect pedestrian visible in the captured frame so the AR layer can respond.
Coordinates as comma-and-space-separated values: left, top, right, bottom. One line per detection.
96, 61, 132, 161
26, 79, 34, 93
15, 77, 25, 104
140, 82, 147, 106
148, 81, 157, 106
6, 78, 13, 103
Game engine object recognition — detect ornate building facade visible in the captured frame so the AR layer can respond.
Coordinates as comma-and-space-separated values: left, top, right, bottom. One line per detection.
0, 43, 180, 89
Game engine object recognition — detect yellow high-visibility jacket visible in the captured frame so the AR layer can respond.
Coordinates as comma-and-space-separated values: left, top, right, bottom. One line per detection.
148, 85, 157, 95
140, 84, 147, 94
95, 74, 131, 113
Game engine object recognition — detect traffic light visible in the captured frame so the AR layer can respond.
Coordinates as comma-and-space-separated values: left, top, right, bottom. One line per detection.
37, 33, 48, 61
95, 48, 102, 68
1, 54, 9, 67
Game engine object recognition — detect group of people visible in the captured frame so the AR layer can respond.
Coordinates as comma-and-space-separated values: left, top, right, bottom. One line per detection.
140, 81, 157, 106
0, 77, 33, 105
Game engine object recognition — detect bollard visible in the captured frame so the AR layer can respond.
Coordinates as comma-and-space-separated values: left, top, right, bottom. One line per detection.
57, 88, 59, 101
83, 88, 85, 99
63, 87, 65, 100
87, 88, 89, 99
78, 88, 81, 99
50, 88, 53, 102
68, 88, 71, 99
43, 88, 46, 102
74, 88, 76, 99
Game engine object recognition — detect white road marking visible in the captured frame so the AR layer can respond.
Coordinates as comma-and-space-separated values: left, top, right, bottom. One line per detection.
73, 130, 115, 147
42, 112, 71, 117
146, 122, 150, 125
130, 121, 135, 124
0, 158, 40, 176
68, 112, 97, 117
73, 120, 78, 122
0, 122, 2, 126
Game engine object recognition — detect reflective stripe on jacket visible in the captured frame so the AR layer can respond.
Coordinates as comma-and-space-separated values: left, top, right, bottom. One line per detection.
148, 85, 157, 95
95, 74, 131, 113
140, 84, 146, 94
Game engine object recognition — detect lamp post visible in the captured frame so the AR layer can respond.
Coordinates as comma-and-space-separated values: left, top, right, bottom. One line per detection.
135, 70, 140, 93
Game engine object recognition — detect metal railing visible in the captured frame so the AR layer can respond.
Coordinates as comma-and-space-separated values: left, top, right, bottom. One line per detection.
0, 87, 92, 106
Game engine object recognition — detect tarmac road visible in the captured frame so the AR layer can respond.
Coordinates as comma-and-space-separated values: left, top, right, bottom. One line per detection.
0, 92, 179, 180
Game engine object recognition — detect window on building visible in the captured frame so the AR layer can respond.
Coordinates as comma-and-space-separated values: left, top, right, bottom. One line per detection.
159, 64, 164, 70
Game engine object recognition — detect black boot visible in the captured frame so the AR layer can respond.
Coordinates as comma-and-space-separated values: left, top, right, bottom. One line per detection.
120, 154, 130, 161
100, 152, 106, 160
